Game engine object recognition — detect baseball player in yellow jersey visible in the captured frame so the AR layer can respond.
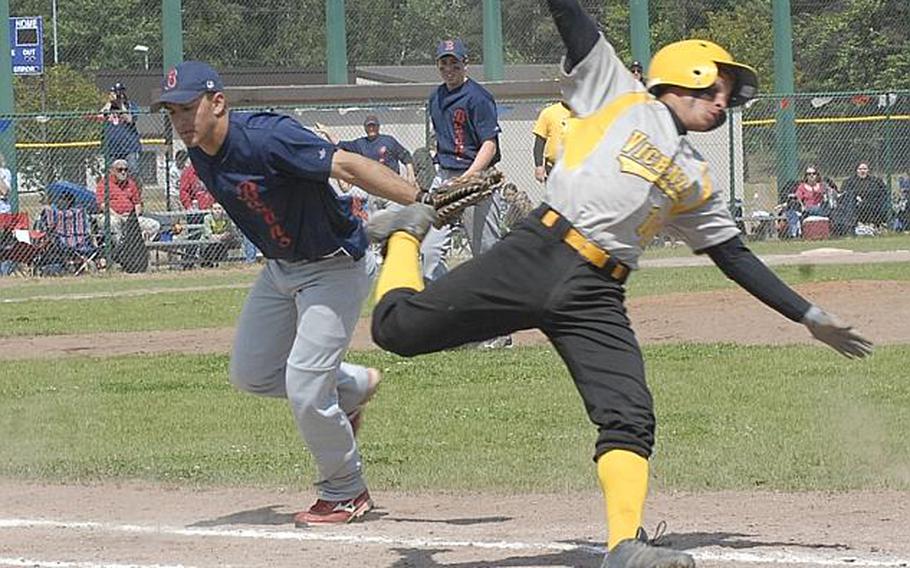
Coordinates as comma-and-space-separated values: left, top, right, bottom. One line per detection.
532, 100, 571, 182
366, 1, 872, 566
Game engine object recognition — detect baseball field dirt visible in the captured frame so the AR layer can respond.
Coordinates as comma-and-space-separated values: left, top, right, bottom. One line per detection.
2, 479, 908, 567
2, 270, 908, 567
1, 279, 907, 360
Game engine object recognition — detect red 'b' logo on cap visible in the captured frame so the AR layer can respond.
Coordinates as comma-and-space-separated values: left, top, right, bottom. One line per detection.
166, 68, 178, 90
445, 40, 454, 50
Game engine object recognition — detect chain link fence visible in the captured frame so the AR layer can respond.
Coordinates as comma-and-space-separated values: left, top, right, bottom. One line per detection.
0, 107, 175, 276
4, 89, 907, 277
741, 91, 910, 240
2, 2, 910, 277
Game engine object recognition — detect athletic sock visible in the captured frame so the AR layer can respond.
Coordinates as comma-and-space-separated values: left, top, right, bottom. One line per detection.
597, 449, 649, 550
374, 232, 424, 301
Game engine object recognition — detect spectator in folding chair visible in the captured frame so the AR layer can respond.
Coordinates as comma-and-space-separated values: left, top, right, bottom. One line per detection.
0, 211, 39, 276
37, 193, 99, 275
200, 202, 238, 267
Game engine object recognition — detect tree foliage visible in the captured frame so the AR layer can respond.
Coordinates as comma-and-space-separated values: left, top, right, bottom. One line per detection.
793, 0, 910, 91
13, 65, 104, 115
690, 1, 774, 92
5, 0, 910, 112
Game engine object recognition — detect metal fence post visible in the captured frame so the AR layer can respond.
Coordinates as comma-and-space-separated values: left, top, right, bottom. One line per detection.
164, 117, 173, 211
773, 0, 798, 201
326, 0, 348, 85
884, 93, 894, 226
629, 0, 651, 72
162, 0, 184, 71
729, 108, 736, 206
483, 0, 504, 81
103, 155, 112, 268
0, 0, 18, 212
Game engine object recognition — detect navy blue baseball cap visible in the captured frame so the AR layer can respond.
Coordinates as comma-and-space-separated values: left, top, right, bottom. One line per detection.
436, 38, 467, 62
152, 61, 224, 111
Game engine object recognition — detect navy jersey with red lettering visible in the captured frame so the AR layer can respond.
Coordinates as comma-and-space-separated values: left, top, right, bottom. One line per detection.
338, 134, 411, 172
188, 112, 367, 261
428, 78, 501, 171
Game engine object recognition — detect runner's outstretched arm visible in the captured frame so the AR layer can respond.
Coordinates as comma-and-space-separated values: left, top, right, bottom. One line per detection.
546, 0, 600, 71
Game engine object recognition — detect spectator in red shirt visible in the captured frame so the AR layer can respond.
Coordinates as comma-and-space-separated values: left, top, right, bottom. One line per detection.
178, 162, 215, 211
795, 166, 828, 217
95, 159, 160, 242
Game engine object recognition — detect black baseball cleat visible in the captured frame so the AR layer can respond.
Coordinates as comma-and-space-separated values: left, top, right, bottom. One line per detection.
366, 203, 437, 243
601, 539, 695, 568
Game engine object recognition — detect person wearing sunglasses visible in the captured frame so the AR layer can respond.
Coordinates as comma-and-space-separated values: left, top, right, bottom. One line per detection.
94, 158, 160, 243
795, 166, 828, 217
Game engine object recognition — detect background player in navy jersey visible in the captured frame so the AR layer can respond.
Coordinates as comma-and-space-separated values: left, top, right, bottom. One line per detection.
154, 61, 419, 526
421, 38, 503, 282
332, 115, 415, 221
339, 115, 415, 185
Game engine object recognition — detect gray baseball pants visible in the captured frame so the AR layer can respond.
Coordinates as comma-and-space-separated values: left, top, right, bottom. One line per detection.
229, 252, 374, 501
420, 167, 504, 281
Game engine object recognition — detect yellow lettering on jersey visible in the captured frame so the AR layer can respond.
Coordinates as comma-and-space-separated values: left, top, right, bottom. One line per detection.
636, 206, 663, 242
671, 165, 714, 214
618, 130, 708, 208
563, 92, 650, 170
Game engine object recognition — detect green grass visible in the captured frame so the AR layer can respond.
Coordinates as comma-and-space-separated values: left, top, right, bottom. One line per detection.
642, 232, 910, 259
3, 261, 910, 337
3, 234, 909, 301
0, 268, 257, 301
628, 260, 910, 298
0, 288, 249, 336
2, 345, 907, 492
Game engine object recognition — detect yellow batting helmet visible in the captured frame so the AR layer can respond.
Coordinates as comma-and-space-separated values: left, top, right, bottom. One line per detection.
646, 39, 758, 107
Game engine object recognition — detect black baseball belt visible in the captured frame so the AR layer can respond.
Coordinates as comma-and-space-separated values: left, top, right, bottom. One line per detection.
533, 204, 631, 284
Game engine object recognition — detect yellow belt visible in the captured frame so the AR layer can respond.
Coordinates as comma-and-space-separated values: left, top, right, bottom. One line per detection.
540, 209, 630, 282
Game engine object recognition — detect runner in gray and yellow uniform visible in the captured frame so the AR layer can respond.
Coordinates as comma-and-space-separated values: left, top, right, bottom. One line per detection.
367, 1, 872, 566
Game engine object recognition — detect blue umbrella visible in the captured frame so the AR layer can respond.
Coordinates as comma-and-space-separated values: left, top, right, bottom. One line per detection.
46, 181, 99, 214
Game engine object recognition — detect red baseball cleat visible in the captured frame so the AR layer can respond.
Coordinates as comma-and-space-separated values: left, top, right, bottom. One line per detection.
294, 489, 374, 526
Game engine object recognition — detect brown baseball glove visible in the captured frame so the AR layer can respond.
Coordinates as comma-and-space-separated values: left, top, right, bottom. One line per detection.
417, 168, 505, 228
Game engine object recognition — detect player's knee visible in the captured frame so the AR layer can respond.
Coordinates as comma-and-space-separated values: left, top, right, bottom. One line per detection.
371, 294, 426, 356
228, 368, 257, 394
371, 319, 423, 357
229, 362, 284, 397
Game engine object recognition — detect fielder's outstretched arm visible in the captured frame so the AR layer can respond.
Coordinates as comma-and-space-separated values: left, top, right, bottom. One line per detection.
703, 236, 873, 358
331, 149, 418, 205
546, 0, 600, 71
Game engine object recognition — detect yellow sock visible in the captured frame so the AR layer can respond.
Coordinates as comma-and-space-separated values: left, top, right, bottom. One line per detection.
374, 232, 424, 301
597, 449, 649, 550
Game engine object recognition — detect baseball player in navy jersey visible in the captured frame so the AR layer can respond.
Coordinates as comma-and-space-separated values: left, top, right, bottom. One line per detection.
339, 115, 415, 184
154, 61, 420, 526
335, 115, 415, 220
420, 38, 503, 281
367, 1, 872, 566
